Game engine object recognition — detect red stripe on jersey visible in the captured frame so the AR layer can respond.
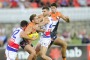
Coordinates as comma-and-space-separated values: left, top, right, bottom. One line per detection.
45, 32, 50, 36
8, 39, 19, 49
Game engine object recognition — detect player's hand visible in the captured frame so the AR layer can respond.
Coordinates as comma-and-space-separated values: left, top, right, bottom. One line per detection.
44, 16, 48, 20
65, 16, 70, 23
31, 37, 37, 40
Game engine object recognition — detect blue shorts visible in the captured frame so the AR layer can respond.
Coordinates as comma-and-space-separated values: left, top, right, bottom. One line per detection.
50, 32, 57, 45
20, 39, 33, 49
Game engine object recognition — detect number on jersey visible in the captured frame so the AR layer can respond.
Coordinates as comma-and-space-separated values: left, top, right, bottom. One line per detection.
12, 30, 20, 39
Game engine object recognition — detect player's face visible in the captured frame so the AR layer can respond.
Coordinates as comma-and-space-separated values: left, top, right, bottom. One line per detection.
42, 9, 49, 16
23, 26, 27, 30
51, 6, 57, 12
33, 16, 39, 24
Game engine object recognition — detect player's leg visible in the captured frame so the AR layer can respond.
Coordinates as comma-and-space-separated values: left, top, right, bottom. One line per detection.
15, 55, 18, 60
39, 38, 52, 60
40, 46, 52, 60
20, 40, 36, 60
34, 43, 41, 60
35, 43, 41, 55
5, 49, 17, 60
24, 44, 36, 60
54, 37, 67, 60
35, 36, 43, 56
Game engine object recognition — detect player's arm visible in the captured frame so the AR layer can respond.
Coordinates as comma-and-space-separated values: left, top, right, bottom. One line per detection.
59, 13, 70, 23
33, 25, 45, 33
24, 25, 32, 35
33, 17, 49, 32
38, 17, 49, 27
36, 27, 45, 33
20, 25, 36, 40
20, 31, 33, 40
37, 14, 43, 23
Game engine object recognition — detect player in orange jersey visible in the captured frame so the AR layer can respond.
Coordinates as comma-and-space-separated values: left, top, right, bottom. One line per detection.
20, 14, 40, 60
20, 13, 50, 60
49, 3, 70, 60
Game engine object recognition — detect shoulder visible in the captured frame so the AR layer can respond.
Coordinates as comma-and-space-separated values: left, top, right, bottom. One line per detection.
14, 28, 22, 31
38, 14, 43, 18
28, 22, 34, 26
25, 23, 33, 30
56, 11, 62, 14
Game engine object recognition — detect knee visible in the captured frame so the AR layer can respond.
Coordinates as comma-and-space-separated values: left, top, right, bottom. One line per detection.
33, 52, 36, 56
35, 48, 40, 54
41, 54, 46, 59
61, 42, 67, 49
63, 42, 67, 49
40, 52, 46, 59
31, 51, 36, 56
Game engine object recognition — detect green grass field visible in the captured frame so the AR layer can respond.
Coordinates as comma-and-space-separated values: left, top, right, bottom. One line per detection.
32, 37, 82, 46
69, 38, 82, 45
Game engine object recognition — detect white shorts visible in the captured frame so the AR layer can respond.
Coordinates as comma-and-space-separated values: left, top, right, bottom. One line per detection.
39, 36, 51, 48
5, 49, 17, 60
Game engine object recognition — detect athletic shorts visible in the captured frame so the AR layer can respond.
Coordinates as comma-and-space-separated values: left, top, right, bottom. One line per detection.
50, 32, 57, 40
38, 36, 51, 48
5, 49, 17, 60
50, 32, 57, 45
20, 39, 33, 49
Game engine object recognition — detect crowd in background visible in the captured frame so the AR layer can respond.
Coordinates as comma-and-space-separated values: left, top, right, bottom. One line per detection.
59, 29, 90, 44
0, 0, 90, 9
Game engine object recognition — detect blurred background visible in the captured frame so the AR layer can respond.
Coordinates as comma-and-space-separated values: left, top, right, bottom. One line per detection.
0, 0, 90, 60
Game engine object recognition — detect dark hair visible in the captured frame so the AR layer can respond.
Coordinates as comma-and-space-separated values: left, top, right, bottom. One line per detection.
42, 6, 49, 10
29, 14, 36, 22
20, 20, 28, 27
51, 3, 57, 8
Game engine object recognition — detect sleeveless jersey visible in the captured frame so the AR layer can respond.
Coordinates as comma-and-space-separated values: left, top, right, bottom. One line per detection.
50, 11, 61, 32
42, 17, 53, 38
25, 22, 36, 34
7, 28, 23, 52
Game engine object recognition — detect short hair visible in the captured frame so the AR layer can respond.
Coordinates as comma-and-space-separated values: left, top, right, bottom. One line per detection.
51, 3, 57, 8
29, 14, 36, 22
42, 6, 49, 10
20, 20, 28, 27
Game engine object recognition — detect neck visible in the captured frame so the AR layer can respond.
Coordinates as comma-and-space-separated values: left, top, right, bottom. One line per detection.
52, 11, 56, 14
31, 22, 36, 25
21, 27, 24, 31
31, 21, 34, 23
43, 14, 49, 17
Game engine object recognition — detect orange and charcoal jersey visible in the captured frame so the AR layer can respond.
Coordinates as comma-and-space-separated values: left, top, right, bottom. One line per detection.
50, 11, 62, 33
50, 11, 62, 21
25, 22, 36, 34
20, 22, 36, 48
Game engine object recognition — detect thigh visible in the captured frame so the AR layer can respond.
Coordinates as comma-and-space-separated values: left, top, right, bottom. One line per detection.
24, 44, 35, 54
5, 49, 17, 60
40, 38, 51, 48
20, 40, 33, 49
40, 46, 48, 55
54, 37, 67, 46
35, 43, 41, 53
